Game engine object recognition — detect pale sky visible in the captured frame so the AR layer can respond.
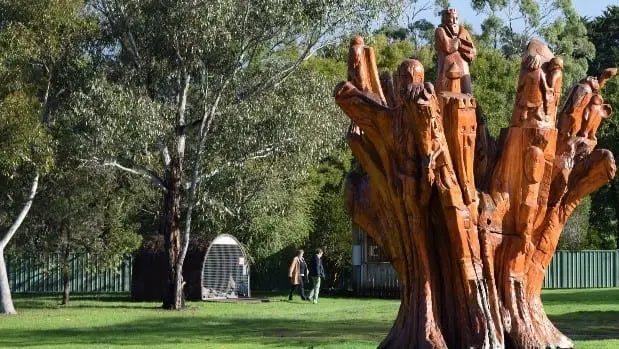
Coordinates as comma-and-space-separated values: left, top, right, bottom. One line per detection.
411, 0, 616, 33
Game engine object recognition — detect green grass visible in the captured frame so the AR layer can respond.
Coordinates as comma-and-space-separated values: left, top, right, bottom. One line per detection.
0, 289, 617, 348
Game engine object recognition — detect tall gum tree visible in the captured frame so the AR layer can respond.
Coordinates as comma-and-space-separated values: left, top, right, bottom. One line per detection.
72, 0, 400, 309
0, 0, 93, 314
335, 34, 616, 348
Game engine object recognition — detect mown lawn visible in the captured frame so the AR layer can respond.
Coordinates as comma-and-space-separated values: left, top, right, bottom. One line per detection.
0, 288, 618, 348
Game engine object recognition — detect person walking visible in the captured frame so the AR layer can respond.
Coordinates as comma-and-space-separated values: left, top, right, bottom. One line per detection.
308, 248, 325, 304
288, 249, 308, 300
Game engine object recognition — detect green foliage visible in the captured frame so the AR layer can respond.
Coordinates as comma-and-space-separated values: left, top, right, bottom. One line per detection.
62, 79, 173, 166
585, 7, 619, 250
371, 34, 415, 72
11, 169, 145, 270
587, 6, 619, 76
307, 149, 353, 285
472, 0, 593, 76
558, 196, 591, 250
470, 46, 520, 136
0, 93, 53, 175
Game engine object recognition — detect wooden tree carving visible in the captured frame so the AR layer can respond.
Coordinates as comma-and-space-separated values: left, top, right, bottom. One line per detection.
335, 30, 617, 349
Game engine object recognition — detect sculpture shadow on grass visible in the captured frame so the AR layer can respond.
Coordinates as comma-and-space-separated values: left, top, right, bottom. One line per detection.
549, 311, 619, 341
0, 316, 390, 348
12, 294, 156, 310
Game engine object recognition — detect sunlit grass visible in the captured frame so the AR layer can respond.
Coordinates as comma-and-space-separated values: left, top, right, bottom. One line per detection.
0, 289, 617, 348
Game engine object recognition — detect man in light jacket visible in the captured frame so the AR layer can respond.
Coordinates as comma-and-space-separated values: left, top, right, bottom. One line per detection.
308, 248, 325, 304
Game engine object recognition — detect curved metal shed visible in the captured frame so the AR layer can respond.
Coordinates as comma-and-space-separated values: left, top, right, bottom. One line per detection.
201, 234, 250, 300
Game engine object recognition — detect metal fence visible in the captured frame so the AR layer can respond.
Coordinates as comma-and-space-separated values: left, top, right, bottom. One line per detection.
355, 250, 619, 297
8, 250, 618, 295
543, 250, 619, 289
7, 254, 132, 293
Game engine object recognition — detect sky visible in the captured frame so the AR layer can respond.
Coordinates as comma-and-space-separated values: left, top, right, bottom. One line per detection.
411, 0, 616, 33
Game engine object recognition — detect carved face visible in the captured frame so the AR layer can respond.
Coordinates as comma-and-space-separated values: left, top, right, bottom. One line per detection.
549, 57, 563, 71
590, 94, 603, 106
411, 60, 424, 84
443, 9, 459, 32
585, 76, 600, 92
524, 146, 545, 184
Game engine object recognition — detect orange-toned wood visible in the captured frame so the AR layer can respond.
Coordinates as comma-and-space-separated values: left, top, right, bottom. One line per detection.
336, 28, 616, 349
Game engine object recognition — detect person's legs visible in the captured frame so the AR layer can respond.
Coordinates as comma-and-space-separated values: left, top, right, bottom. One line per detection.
299, 278, 307, 300
288, 284, 297, 300
310, 276, 320, 303
312, 277, 321, 304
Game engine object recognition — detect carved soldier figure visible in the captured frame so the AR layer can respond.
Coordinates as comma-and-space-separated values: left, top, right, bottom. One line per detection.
512, 54, 546, 126
435, 8, 476, 94
557, 76, 599, 139
348, 36, 368, 92
578, 94, 612, 142
544, 57, 564, 123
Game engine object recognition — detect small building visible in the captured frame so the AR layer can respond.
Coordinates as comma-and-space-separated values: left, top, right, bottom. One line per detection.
351, 225, 400, 298
201, 234, 250, 300
131, 234, 250, 301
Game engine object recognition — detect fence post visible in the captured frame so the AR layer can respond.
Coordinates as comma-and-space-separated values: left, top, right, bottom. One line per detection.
615, 250, 619, 288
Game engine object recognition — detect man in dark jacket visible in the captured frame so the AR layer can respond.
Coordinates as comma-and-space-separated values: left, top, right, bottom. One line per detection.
308, 248, 325, 304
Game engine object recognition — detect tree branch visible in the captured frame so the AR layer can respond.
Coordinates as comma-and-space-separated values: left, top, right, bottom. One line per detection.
560, 149, 616, 221
102, 160, 167, 191
186, 139, 292, 189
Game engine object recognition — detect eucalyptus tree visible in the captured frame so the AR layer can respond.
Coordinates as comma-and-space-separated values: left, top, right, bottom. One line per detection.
13, 168, 145, 305
0, 0, 95, 314
586, 6, 619, 249
69, 0, 399, 309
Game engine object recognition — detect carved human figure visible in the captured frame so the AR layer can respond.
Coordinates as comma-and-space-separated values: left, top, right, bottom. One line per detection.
544, 57, 564, 123
443, 95, 477, 204
337, 34, 618, 349
435, 8, 476, 94
518, 136, 547, 253
578, 94, 612, 142
512, 54, 546, 126
557, 76, 600, 139
348, 36, 368, 92
415, 83, 445, 189
394, 59, 425, 105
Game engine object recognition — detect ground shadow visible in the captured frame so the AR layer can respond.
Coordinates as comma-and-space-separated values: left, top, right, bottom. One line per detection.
549, 310, 619, 341
12, 294, 155, 310
0, 315, 388, 348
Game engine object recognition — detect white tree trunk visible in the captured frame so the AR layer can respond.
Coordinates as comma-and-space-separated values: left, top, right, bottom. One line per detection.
0, 173, 39, 315
0, 250, 16, 314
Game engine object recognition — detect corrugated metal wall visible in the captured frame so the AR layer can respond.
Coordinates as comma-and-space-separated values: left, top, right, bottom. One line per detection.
7, 250, 618, 294
7, 254, 132, 293
543, 250, 619, 289
356, 250, 619, 297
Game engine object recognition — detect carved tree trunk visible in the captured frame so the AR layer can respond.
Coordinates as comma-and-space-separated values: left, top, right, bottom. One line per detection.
335, 36, 617, 349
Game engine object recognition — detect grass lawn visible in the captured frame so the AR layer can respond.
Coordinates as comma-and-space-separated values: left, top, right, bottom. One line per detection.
0, 288, 618, 348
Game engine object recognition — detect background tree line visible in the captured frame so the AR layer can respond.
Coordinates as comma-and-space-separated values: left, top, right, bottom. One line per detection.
0, 0, 617, 313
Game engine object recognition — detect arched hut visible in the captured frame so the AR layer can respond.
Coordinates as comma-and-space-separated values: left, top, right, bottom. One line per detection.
131, 234, 249, 301
201, 234, 250, 300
